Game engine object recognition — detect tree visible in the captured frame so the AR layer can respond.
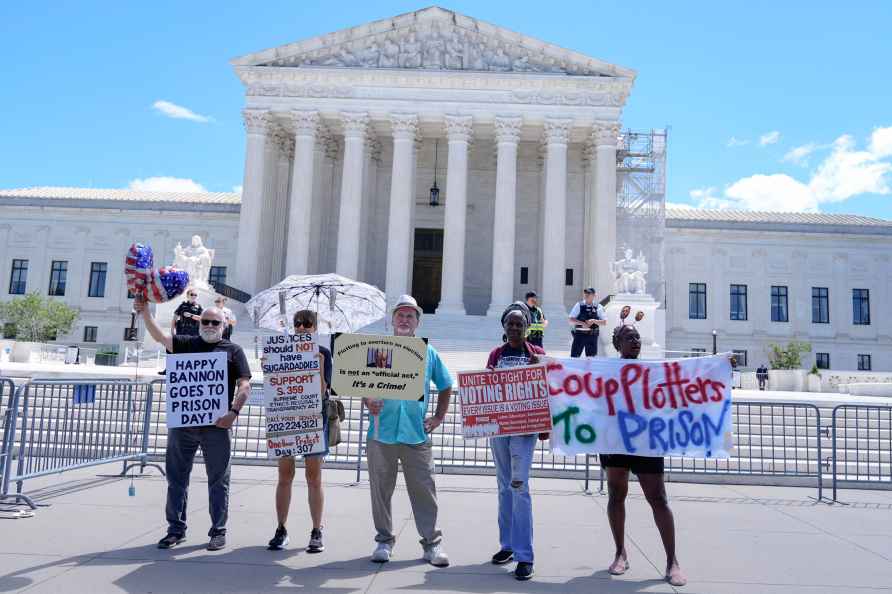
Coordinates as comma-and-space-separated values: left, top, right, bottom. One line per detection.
0, 292, 79, 342
768, 341, 812, 370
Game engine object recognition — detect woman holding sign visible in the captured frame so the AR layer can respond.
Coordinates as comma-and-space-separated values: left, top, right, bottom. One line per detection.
600, 324, 686, 587
267, 310, 332, 553
485, 302, 545, 581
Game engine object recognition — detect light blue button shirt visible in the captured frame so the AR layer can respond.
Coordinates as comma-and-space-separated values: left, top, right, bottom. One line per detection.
368, 343, 453, 445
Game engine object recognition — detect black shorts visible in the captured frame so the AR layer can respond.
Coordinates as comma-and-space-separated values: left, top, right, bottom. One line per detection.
599, 454, 664, 475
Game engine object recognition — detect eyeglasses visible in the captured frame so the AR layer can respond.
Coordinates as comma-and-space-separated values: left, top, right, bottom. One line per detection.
188, 293, 198, 298
200, 319, 222, 327
294, 320, 314, 329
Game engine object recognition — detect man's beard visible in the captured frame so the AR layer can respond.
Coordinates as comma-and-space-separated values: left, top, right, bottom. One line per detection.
200, 328, 223, 343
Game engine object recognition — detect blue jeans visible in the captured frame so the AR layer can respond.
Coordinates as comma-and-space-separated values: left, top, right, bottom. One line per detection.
165, 426, 231, 537
490, 434, 537, 563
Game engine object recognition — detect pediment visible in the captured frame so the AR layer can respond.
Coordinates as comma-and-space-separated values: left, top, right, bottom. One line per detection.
232, 6, 635, 79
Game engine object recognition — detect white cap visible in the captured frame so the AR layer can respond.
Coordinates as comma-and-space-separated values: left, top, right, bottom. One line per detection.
392, 294, 423, 318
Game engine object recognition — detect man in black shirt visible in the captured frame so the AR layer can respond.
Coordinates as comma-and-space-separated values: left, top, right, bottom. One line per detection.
172, 290, 203, 336
136, 295, 251, 552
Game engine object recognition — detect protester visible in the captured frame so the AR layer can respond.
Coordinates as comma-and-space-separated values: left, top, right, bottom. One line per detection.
568, 288, 606, 357
215, 296, 236, 340
363, 295, 453, 567
524, 291, 548, 348
268, 310, 332, 552
756, 364, 769, 391
600, 324, 686, 587
135, 295, 251, 551
486, 302, 545, 581
172, 289, 202, 336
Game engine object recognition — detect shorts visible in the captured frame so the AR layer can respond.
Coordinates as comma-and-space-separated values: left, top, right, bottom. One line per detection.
599, 454, 664, 475
303, 407, 329, 460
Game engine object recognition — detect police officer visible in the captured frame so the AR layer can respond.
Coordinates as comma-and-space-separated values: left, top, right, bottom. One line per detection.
568, 288, 606, 357
525, 291, 548, 348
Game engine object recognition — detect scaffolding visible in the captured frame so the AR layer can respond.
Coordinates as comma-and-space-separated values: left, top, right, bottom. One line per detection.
615, 129, 668, 305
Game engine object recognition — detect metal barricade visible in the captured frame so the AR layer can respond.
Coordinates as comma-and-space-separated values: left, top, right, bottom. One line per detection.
0, 377, 17, 497
1, 380, 158, 508
831, 404, 892, 502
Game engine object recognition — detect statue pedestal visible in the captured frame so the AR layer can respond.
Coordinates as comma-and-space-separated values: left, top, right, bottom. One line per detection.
599, 293, 666, 359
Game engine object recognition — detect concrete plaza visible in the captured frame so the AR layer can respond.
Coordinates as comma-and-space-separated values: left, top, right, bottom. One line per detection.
1, 465, 891, 594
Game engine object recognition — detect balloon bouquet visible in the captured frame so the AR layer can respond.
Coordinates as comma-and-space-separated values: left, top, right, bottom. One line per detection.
124, 243, 190, 334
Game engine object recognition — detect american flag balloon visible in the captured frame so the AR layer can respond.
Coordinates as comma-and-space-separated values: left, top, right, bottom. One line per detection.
146, 267, 189, 303
125, 243, 153, 295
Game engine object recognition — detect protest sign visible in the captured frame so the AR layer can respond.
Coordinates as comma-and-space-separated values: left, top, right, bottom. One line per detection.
263, 334, 325, 458
458, 364, 552, 438
166, 351, 228, 428
331, 333, 428, 400
546, 355, 733, 458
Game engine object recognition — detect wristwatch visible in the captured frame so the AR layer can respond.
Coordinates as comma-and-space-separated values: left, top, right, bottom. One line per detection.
229, 408, 240, 416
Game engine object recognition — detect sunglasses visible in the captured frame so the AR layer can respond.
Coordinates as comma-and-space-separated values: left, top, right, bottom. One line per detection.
294, 320, 314, 329
188, 294, 198, 298
200, 319, 222, 327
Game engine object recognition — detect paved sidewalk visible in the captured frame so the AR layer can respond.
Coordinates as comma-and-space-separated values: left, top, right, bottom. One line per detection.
1, 466, 890, 593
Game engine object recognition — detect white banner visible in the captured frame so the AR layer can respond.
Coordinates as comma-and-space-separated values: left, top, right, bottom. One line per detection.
166, 352, 228, 428
546, 355, 734, 458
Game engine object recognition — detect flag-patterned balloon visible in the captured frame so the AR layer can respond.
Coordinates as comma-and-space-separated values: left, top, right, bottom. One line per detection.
125, 243, 153, 295
146, 267, 190, 303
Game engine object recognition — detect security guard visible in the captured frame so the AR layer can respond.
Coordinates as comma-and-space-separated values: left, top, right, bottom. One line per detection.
568, 288, 606, 357
524, 291, 548, 348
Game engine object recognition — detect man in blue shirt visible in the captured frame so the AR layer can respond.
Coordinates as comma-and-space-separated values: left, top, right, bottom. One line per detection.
363, 295, 453, 567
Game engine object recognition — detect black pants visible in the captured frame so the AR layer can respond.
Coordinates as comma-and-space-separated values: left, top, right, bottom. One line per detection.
223, 325, 233, 340
570, 332, 598, 357
165, 426, 231, 537
528, 335, 543, 348
758, 377, 766, 390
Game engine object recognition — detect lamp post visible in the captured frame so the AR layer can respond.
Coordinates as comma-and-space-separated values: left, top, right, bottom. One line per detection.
712, 329, 718, 355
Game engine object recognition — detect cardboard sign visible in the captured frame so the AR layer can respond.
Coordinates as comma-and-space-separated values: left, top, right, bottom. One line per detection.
166, 352, 228, 428
458, 364, 552, 438
546, 355, 734, 458
261, 333, 319, 374
331, 333, 428, 401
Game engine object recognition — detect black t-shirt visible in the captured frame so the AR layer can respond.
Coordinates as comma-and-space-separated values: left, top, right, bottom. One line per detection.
174, 301, 203, 335
172, 335, 252, 407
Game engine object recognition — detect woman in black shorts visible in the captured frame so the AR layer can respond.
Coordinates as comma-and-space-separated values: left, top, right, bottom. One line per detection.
600, 324, 686, 587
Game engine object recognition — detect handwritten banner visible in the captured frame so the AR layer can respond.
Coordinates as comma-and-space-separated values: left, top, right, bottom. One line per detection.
458, 365, 552, 438
546, 355, 733, 458
166, 352, 228, 428
332, 333, 428, 400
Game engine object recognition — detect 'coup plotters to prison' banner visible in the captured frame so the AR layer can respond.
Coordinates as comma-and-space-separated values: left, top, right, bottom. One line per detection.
546, 354, 734, 458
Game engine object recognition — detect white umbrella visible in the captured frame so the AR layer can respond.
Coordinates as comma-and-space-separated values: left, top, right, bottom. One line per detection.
246, 273, 387, 333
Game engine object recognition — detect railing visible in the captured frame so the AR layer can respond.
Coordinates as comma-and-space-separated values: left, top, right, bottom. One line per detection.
210, 280, 252, 304
831, 404, 892, 502
0, 377, 16, 495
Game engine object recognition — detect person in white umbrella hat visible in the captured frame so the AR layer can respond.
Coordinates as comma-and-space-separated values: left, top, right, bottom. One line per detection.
363, 295, 454, 567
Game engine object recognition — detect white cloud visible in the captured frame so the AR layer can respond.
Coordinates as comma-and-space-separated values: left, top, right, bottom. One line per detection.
869, 126, 892, 158
128, 177, 207, 193
665, 201, 700, 210
782, 143, 820, 166
727, 174, 817, 212
152, 100, 212, 123
232, 185, 243, 194
759, 131, 781, 146
726, 136, 749, 148
809, 134, 891, 201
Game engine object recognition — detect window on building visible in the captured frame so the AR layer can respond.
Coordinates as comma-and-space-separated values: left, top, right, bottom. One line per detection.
853, 288, 870, 325
690, 347, 707, 357
519, 267, 529, 285
730, 284, 748, 321
2, 323, 15, 339
812, 287, 829, 324
732, 349, 748, 367
88, 262, 107, 298
8, 259, 28, 295
209, 266, 227, 287
565, 269, 574, 286
816, 352, 830, 370
771, 285, 789, 322
689, 283, 707, 319
83, 326, 98, 343
48, 260, 68, 296
857, 354, 872, 371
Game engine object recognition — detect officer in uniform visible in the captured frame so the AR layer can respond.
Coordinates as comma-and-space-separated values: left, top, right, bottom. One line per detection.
568, 288, 607, 357
524, 291, 548, 348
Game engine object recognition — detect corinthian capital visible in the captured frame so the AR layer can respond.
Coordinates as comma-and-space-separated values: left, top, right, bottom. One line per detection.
291, 110, 320, 137
444, 114, 473, 143
494, 115, 523, 144
389, 113, 419, 140
340, 111, 369, 138
593, 120, 621, 147
242, 109, 270, 135
543, 117, 572, 145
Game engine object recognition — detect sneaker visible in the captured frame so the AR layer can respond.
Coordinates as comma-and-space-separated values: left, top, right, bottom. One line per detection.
267, 526, 289, 551
491, 549, 514, 565
371, 542, 392, 563
423, 544, 450, 567
307, 528, 324, 553
514, 562, 534, 581
157, 533, 185, 549
207, 533, 226, 551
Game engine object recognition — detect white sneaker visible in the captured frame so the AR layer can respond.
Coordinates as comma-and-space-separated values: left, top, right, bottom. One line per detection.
423, 544, 450, 567
371, 542, 392, 563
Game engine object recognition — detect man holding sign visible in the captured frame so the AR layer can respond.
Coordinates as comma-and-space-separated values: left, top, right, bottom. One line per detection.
136, 296, 251, 552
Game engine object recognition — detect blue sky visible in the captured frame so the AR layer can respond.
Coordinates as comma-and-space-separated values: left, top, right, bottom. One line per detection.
2, 1, 890, 217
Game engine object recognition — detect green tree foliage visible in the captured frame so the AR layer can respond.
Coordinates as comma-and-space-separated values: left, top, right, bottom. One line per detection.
768, 341, 812, 370
0, 292, 79, 342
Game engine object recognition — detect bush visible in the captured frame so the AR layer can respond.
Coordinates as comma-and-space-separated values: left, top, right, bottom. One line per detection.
0, 293, 78, 342
809, 363, 821, 376
768, 341, 812, 370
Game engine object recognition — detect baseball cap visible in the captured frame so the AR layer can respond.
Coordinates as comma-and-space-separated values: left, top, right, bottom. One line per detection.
392, 294, 423, 318
583, 287, 596, 294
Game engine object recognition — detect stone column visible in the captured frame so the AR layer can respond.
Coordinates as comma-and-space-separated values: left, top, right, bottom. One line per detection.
486, 115, 522, 316
541, 118, 571, 318
271, 132, 293, 282
235, 109, 269, 294
335, 112, 369, 279
0, 224, 10, 296
285, 110, 320, 276
436, 114, 473, 315
384, 113, 419, 304
592, 121, 619, 297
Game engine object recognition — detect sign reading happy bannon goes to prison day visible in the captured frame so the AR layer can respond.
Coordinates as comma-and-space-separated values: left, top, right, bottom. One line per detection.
166, 351, 228, 429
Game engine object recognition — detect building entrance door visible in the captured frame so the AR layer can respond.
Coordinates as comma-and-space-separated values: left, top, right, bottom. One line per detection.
411, 228, 443, 314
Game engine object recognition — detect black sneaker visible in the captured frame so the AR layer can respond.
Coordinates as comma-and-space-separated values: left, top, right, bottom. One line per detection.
157, 533, 185, 549
514, 562, 534, 581
207, 533, 226, 551
307, 528, 324, 553
492, 549, 514, 565
268, 526, 289, 551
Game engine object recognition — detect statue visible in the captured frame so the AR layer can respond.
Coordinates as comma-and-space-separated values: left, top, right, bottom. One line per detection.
610, 248, 648, 295
399, 32, 422, 68
174, 235, 215, 290
380, 36, 400, 68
